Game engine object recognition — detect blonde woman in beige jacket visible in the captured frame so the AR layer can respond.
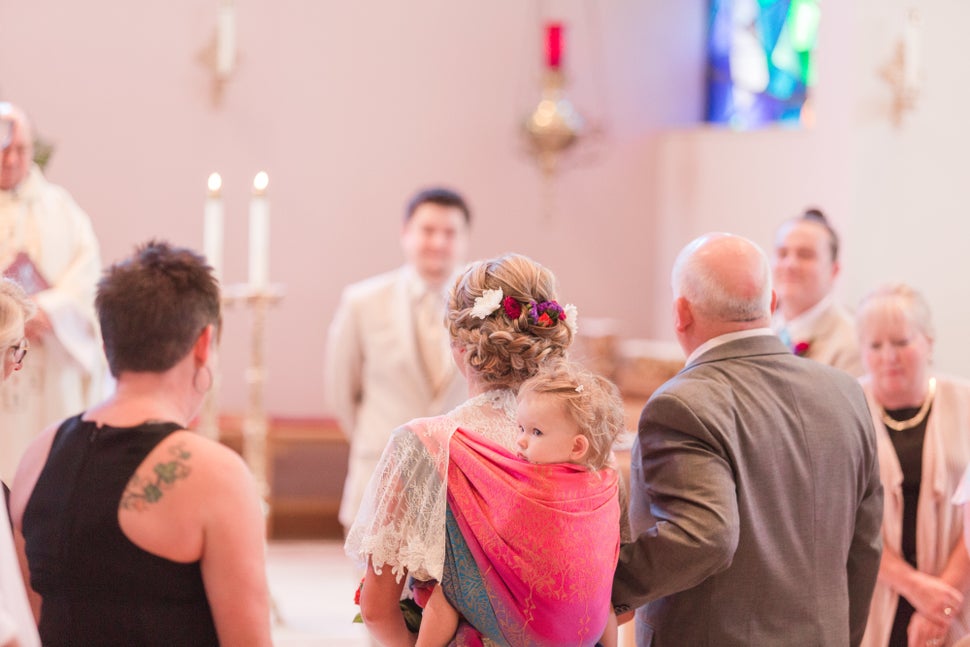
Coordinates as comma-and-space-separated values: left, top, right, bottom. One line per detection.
858, 284, 970, 647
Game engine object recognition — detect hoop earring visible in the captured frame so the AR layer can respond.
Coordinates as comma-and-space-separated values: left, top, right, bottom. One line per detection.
193, 365, 213, 395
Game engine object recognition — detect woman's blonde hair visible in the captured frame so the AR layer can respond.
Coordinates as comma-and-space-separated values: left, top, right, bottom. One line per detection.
448, 253, 572, 390
856, 283, 934, 342
518, 360, 625, 471
0, 277, 35, 347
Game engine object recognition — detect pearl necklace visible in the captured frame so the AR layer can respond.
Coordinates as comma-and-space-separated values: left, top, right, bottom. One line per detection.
880, 377, 936, 432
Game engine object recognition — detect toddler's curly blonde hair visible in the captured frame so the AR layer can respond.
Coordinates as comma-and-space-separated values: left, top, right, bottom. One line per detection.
518, 359, 625, 470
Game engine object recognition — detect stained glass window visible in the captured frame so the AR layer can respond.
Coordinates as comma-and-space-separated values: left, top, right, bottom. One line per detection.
706, 0, 820, 129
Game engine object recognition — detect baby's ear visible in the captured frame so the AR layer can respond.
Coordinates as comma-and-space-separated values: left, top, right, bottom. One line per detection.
570, 434, 590, 462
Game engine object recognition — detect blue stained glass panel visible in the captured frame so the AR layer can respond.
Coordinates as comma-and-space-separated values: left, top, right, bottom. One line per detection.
706, 0, 819, 128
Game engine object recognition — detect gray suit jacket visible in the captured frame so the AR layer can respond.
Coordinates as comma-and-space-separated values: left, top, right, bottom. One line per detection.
613, 334, 882, 647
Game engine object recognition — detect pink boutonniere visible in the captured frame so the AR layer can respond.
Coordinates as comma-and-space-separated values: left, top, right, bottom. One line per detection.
793, 341, 811, 357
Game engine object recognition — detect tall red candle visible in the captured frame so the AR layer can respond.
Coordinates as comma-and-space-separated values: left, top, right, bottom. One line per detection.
545, 22, 563, 69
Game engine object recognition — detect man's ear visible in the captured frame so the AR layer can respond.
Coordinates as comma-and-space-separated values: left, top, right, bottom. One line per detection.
570, 434, 590, 462
769, 289, 778, 315
674, 296, 693, 333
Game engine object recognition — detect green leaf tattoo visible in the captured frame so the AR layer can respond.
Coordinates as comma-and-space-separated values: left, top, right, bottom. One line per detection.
121, 443, 192, 511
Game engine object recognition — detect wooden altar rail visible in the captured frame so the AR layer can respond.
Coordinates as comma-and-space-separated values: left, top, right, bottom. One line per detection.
216, 414, 347, 539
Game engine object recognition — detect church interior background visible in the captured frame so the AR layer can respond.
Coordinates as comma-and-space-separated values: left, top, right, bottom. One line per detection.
0, 0, 963, 642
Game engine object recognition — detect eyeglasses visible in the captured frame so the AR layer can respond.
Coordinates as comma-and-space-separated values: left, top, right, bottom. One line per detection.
10, 338, 28, 366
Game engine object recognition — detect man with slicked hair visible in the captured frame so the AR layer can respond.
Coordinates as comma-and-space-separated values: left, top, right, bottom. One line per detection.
773, 208, 862, 375
612, 233, 882, 646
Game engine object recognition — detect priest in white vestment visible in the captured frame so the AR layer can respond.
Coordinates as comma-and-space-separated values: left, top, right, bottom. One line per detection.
0, 104, 105, 482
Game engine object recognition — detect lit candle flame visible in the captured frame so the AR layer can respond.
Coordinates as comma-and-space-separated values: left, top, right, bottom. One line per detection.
253, 171, 269, 194
207, 172, 222, 196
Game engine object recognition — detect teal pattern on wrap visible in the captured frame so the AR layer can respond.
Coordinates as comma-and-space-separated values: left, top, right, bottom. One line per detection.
441, 507, 505, 644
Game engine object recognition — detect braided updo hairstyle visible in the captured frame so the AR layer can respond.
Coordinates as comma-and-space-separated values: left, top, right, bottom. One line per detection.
447, 253, 573, 390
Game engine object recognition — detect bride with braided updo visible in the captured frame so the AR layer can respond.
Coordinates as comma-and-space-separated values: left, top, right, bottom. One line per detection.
346, 253, 583, 646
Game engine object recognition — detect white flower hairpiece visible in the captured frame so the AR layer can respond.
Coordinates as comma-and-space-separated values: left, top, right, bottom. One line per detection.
563, 303, 579, 336
471, 288, 504, 319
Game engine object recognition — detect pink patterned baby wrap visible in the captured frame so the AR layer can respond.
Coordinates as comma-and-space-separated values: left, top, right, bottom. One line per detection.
437, 426, 620, 647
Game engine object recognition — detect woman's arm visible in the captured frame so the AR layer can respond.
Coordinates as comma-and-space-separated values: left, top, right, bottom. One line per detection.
359, 560, 415, 647
11, 529, 39, 622
198, 448, 272, 647
9, 423, 59, 622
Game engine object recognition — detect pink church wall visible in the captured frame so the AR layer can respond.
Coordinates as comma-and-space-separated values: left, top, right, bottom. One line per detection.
4, 1, 966, 417
0, 0, 706, 416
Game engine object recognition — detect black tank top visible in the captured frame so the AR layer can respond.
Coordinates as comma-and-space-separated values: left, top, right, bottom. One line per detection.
22, 415, 219, 646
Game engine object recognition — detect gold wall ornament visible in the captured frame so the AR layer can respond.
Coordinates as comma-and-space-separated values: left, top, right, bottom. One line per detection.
522, 22, 586, 178
196, 0, 238, 108
879, 8, 921, 129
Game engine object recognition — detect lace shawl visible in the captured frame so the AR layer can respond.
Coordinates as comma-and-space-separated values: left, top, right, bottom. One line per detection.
344, 389, 518, 582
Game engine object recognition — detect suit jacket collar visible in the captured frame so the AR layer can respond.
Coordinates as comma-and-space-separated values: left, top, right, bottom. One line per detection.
685, 333, 790, 370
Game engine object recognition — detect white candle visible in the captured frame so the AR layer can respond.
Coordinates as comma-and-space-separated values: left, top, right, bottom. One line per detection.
216, 0, 236, 78
903, 9, 921, 89
204, 173, 224, 281
249, 171, 270, 289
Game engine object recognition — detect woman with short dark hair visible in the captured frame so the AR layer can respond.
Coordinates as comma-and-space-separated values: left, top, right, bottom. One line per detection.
11, 241, 271, 647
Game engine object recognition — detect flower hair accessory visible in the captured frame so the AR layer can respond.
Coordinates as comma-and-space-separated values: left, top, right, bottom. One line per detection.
563, 303, 578, 336
470, 289, 579, 334
529, 300, 566, 328
471, 289, 504, 319
502, 295, 522, 319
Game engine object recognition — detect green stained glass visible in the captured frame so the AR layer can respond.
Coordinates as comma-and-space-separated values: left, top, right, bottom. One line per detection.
801, 50, 817, 86
789, 0, 820, 52
770, 24, 800, 78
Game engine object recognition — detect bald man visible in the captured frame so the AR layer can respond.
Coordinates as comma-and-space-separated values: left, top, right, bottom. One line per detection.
612, 233, 882, 646
0, 104, 104, 482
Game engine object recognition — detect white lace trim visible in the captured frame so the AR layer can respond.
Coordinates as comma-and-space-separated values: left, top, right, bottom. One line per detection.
344, 389, 518, 582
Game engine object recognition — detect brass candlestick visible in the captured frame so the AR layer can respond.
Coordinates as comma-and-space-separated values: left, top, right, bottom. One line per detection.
222, 283, 285, 499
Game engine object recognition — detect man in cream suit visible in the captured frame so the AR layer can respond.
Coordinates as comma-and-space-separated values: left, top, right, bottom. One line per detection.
772, 208, 863, 375
324, 187, 469, 533
612, 233, 882, 646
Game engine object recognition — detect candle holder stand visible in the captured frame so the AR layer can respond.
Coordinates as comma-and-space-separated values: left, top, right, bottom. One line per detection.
221, 283, 285, 500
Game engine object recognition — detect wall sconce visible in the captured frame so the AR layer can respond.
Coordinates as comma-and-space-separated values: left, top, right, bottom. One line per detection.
879, 8, 921, 128
198, 0, 237, 107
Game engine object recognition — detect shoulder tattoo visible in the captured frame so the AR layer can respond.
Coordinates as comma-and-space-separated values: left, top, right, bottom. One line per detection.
120, 443, 192, 511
